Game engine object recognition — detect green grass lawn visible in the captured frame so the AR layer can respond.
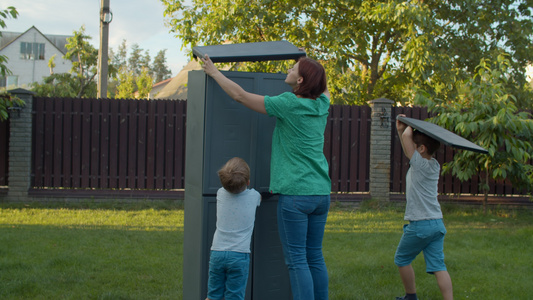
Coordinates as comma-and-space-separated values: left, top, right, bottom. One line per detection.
0, 200, 532, 299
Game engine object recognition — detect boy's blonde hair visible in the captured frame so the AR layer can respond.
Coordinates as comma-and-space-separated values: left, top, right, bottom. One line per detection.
218, 157, 250, 193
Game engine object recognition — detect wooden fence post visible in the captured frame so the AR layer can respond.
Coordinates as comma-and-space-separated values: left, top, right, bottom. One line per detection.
6, 88, 34, 202
368, 98, 394, 201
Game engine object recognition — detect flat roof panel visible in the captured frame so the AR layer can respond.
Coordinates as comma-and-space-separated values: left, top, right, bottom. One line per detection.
192, 41, 306, 63
397, 116, 488, 154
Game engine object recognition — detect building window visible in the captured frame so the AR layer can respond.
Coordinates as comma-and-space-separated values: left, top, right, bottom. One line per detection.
0, 75, 18, 88
20, 42, 45, 60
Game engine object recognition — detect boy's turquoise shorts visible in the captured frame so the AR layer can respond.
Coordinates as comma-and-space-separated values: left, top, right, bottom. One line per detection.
394, 218, 447, 274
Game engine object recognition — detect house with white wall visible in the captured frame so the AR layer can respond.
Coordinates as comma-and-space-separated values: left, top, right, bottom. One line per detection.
0, 26, 73, 89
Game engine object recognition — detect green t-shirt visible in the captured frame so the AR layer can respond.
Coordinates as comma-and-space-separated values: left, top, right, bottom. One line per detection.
264, 92, 331, 195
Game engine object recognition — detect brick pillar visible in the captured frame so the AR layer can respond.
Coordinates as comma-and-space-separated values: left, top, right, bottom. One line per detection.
7, 88, 35, 202
368, 98, 394, 201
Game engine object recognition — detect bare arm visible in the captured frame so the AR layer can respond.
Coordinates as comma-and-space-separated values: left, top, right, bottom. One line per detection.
396, 114, 416, 160
201, 54, 267, 114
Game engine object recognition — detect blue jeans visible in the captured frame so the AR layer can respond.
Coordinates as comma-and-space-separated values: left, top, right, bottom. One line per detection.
277, 194, 330, 300
207, 251, 250, 300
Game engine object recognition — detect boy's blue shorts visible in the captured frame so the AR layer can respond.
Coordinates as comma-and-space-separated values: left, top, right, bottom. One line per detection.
207, 250, 250, 300
394, 218, 447, 274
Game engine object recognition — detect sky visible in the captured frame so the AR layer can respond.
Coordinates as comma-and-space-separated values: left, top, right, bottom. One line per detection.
0, 0, 191, 77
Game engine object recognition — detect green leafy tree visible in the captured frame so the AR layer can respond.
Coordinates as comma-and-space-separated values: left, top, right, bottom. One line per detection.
32, 73, 82, 98
111, 39, 128, 67
0, 6, 24, 120
128, 44, 146, 77
48, 54, 56, 75
161, 0, 533, 106
0, 6, 18, 78
115, 67, 136, 99
136, 67, 154, 98
64, 26, 99, 97
417, 55, 533, 212
152, 49, 172, 83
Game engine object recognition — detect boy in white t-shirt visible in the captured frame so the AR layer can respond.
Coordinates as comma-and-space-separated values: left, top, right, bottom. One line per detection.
394, 115, 453, 300
206, 157, 261, 300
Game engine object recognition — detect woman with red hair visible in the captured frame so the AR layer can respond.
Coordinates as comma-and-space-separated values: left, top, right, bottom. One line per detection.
202, 54, 331, 300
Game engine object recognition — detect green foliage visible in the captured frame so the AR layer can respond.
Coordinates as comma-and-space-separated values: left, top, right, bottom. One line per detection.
64, 26, 99, 97
0, 6, 18, 78
0, 91, 25, 121
417, 55, 533, 198
161, 0, 533, 106
115, 67, 136, 99
136, 67, 154, 98
0, 6, 21, 120
108, 41, 169, 98
152, 49, 172, 82
32, 73, 96, 98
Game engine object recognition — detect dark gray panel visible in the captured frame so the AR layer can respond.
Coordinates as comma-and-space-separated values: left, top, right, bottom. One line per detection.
397, 116, 488, 154
202, 71, 291, 194
193, 40, 306, 63
252, 195, 292, 299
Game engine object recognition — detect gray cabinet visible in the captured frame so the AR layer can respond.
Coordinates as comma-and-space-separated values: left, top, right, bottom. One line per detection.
183, 70, 292, 299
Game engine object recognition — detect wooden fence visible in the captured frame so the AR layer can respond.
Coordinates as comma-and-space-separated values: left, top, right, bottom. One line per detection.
0, 119, 8, 187
0, 96, 528, 198
32, 97, 186, 191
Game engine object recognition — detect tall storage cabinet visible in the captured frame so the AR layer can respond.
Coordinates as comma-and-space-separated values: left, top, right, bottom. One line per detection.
183, 70, 293, 299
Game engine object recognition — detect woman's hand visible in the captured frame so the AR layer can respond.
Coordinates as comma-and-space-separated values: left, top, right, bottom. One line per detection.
200, 54, 219, 77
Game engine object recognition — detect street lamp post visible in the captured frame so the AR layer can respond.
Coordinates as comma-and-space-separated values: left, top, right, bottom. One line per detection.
97, 0, 112, 98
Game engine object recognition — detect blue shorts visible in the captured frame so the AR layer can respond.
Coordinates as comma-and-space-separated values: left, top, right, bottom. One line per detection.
207, 250, 250, 300
394, 219, 447, 274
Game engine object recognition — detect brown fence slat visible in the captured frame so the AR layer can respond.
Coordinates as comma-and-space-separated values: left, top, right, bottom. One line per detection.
136, 100, 148, 189
128, 100, 139, 189
164, 101, 175, 189
118, 100, 129, 189
145, 100, 156, 189
348, 106, 361, 192
32, 98, 45, 187
100, 99, 110, 189
43, 98, 55, 187
90, 99, 101, 188
62, 98, 73, 187
155, 101, 166, 189
53, 98, 63, 187
108, 99, 119, 188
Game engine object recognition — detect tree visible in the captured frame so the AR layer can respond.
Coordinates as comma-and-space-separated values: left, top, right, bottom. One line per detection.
32, 73, 85, 98
136, 67, 153, 98
0, 6, 24, 120
111, 39, 128, 68
161, 0, 533, 105
417, 55, 533, 212
115, 67, 136, 99
64, 26, 99, 97
48, 54, 56, 75
128, 44, 149, 77
0, 6, 18, 78
152, 49, 172, 82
